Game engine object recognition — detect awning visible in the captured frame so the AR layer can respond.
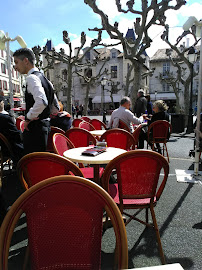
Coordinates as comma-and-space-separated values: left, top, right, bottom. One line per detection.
150, 93, 176, 101
92, 95, 122, 103
13, 98, 21, 101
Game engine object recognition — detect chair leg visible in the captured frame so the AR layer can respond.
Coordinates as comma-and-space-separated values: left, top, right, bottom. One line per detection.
150, 205, 166, 265
164, 143, 169, 163
145, 208, 149, 223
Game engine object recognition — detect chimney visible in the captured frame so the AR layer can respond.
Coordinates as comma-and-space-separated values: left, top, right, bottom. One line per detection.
74, 47, 79, 56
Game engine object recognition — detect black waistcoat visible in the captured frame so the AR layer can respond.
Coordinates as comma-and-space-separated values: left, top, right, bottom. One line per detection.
25, 71, 54, 120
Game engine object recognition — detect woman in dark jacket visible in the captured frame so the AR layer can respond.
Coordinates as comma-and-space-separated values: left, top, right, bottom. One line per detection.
138, 100, 170, 150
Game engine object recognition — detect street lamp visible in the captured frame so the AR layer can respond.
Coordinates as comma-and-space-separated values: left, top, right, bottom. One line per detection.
186, 46, 197, 134
101, 76, 107, 123
183, 17, 202, 178
0, 30, 26, 112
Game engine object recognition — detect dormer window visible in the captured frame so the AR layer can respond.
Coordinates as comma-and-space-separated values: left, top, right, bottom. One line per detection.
112, 52, 116, 59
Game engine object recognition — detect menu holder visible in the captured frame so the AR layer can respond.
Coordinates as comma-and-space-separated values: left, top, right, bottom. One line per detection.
82, 146, 106, 156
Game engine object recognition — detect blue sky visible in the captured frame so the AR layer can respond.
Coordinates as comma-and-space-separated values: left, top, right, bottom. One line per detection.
1, 0, 202, 57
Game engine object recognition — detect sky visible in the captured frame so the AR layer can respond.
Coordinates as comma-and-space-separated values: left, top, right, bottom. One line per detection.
1, 0, 202, 58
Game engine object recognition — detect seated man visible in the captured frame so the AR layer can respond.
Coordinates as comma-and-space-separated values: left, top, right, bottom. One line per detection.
108, 97, 143, 133
0, 96, 24, 166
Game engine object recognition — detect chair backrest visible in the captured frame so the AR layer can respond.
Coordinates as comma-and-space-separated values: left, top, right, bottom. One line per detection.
65, 128, 96, 147
148, 120, 172, 142
19, 120, 25, 132
118, 120, 130, 133
79, 121, 96, 131
0, 176, 128, 270
0, 133, 13, 156
90, 119, 106, 130
47, 126, 65, 152
72, 118, 82, 127
100, 128, 136, 150
53, 133, 75, 156
102, 150, 169, 203
132, 124, 144, 146
17, 152, 84, 190
16, 117, 24, 130
81, 116, 91, 122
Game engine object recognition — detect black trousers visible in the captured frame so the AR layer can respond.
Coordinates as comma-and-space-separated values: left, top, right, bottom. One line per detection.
23, 120, 50, 155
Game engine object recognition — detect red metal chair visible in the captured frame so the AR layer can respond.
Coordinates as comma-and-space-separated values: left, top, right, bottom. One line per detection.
0, 175, 128, 270
100, 128, 136, 150
102, 150, 169, 265
47, 126, 65, 153
81, 116, 91, 122
79, 120, 96, 131
72, 118, 82, 127
147, 120, 172, 162
16, 116, 25, 130
54, 132, 104, 180
90, 119, 107, 130
118, 119, 131, 133
65, 127, 96, 148
17, 152, 84, 190
132, 124, 145, 148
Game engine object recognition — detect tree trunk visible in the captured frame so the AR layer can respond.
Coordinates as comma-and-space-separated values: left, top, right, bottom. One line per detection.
84, 83, 90, 115
66, 64, 72, 114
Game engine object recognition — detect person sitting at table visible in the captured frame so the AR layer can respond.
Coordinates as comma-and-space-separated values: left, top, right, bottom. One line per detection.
107, 96, 144, 133
138, 99, 170, 151
0, 96, 24, 166
50, 99, 72, 132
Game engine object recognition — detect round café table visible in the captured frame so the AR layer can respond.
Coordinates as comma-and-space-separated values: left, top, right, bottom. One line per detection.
63, 146, 126, 184
90, 130, 106, 137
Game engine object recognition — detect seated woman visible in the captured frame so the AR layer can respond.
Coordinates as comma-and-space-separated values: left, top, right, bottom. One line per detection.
50, 100, 72, 132
138, 100, 170, 151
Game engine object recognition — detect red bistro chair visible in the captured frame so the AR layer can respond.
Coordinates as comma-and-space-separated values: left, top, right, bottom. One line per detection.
100, 128, 136, 150
17, 152, 84, 190
118, 119, 131, 133
132, 124, 145, 148
147, 120, 172, 162
79, 121, 96, 131
53, 133, 103, 180
81, 116, 91, 122
102, 150, 169, 265
90, 119, 107, 130
0, 175, 128, 270
16, 116, 25, 130
46, 126, 65, 153
65, 127, 96, 148
72, 118, 82, 127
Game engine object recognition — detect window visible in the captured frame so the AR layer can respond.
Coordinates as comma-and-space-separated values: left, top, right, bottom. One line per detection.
163, 62, 170, 76
0, 80, 2, 90
111, 66, 117, 78
3, 81, 7, 90
12, 68, 14, 78
62, 69, 67, 80
1, 63, 6, 74
162, 82, 170, 92
85, 51, 90, 60
112, 52, 116, 59
1, 50, 4, 58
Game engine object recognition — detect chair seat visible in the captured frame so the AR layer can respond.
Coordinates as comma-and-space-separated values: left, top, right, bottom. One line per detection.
109, 183, 157, 205
81, 167, 104, 179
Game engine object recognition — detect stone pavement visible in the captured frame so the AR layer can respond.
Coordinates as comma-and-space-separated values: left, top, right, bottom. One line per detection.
1, 117, 202, 269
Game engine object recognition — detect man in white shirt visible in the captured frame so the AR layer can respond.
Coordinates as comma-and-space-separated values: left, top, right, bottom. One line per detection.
13, 48, 58, 154
108, 97, 143, 133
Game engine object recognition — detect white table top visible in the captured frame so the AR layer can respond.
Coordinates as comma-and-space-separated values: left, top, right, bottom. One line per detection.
132, 263, 184, 270
63, 146, 126, 165
90, 130, 106, 136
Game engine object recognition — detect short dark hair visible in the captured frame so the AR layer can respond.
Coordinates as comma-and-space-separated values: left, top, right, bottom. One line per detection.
13, 48, 35, 65
120, 97, 131, 106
